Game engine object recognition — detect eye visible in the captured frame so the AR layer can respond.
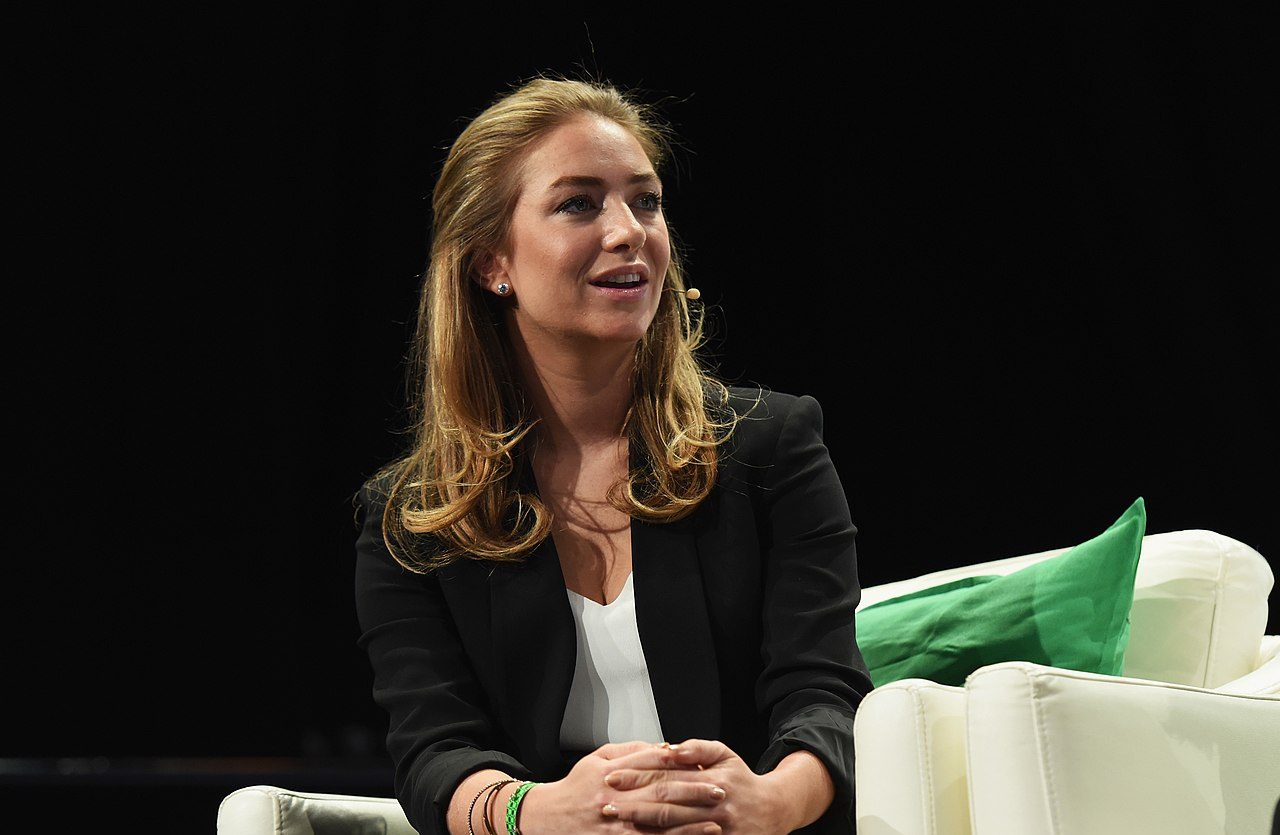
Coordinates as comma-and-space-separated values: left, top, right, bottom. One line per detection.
556, 194, 595, 214
554, 192, 665, 215
637, 191, 664, 211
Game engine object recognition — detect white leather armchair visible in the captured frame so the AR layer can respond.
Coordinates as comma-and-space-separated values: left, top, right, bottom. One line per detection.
217, 529, 1279, 835
218, 785, 416, 834
853, 529, 1280, 835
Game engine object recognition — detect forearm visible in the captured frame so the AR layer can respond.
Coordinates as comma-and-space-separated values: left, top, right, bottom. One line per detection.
447, 768, 525, 835
760, 750, 835, 833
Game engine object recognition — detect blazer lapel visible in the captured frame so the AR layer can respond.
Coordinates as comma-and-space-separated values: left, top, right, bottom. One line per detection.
488, 453, 576, 774
489, 533, 576, 774
633, 511, 723, 744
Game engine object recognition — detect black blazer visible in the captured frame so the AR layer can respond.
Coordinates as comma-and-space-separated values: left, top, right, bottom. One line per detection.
354, 388, 873, 834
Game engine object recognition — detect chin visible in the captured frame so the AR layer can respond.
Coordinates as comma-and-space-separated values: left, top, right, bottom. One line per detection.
591, 331, 649, 348
591, 318, 656, 345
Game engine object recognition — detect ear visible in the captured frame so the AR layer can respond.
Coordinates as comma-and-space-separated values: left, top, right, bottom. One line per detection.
474, 248, 511, 294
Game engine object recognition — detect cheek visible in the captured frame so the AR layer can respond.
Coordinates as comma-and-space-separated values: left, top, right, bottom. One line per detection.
510, 220, 579, 273
647, 228, 672, 270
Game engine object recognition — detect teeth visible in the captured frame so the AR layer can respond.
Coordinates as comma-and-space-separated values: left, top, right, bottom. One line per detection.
600, 273, 641, 285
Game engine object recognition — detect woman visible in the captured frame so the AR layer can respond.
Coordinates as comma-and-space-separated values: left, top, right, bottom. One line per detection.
354, 74, 872, 835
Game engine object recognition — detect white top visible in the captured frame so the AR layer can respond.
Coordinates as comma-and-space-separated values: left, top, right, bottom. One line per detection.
558, 571, 666, 750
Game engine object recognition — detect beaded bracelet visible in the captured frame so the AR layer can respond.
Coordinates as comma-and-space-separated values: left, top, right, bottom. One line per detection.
482, 780, 513, 835
468, 779, 516, 835
504, 780, 538, 835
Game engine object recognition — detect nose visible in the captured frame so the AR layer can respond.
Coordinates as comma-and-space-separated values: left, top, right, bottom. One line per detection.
601, 197, 646, 252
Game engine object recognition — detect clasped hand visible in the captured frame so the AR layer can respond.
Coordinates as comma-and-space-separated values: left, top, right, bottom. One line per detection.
533, 739, 790, 834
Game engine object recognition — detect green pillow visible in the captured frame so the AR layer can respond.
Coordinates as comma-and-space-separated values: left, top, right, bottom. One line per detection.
856, 497, 1146, 687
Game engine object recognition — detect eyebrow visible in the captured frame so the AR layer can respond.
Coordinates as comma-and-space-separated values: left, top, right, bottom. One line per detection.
546, 172, 661, 190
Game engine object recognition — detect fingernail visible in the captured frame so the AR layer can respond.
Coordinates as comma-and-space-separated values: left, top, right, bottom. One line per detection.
603, 773, 618, 787
710, 786, 726, 800
666, 743, 680, 751
703, 826, 719, 835
602, 804, 618, 817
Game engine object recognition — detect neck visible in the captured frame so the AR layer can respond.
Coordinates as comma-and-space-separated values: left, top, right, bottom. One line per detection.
505, 323, 635, 453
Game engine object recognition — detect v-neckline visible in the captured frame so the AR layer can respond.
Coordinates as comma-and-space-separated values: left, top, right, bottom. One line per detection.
566, 570, 634, 608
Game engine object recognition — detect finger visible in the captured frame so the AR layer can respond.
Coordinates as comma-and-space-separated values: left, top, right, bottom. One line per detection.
602, 740, 728, 774
602, 798, 721, 829
605, 771, 727, 804
594, 740, 660, 760
605, 768, 726, 797
602, 746, 696, 773
669, 738, 734, 768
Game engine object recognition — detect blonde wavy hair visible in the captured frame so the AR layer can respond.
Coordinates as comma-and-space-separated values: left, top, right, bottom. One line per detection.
372, 73, 741, 573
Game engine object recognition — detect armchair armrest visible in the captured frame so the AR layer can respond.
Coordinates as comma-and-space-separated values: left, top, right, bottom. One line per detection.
854, 680, 970, 835
218, 785, 416, 835
1217, 635, 1280, 696
965, 662, 1280, 835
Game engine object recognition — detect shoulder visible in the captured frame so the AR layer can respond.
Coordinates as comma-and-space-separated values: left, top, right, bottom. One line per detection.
723, 386, 818, 420
723, 385, 826, 435
719, 386, 828, 466
353, 467, 416, 563
354, 468, 396, 521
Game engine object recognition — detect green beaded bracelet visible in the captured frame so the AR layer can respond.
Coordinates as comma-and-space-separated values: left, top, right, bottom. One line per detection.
504, 780, 537, 835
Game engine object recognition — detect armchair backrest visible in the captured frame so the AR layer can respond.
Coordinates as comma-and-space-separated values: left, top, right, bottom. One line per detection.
858, 530, 1274, 688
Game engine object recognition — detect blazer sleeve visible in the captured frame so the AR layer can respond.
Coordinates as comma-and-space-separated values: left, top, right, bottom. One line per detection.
354, 481, 532, 835
752, 394, 873, 834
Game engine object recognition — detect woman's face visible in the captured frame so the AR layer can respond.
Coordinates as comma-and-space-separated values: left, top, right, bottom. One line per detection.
481, 114, 670, 351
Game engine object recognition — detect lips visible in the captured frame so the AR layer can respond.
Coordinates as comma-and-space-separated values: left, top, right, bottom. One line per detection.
589, 272, 646, 288
588, 264, 651, 286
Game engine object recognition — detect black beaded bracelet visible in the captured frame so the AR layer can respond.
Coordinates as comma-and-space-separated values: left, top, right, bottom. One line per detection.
483, 780, 515, 835
468, 779, 516, 835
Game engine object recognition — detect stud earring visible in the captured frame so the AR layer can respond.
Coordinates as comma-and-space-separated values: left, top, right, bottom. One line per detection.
496, 283, 511, 296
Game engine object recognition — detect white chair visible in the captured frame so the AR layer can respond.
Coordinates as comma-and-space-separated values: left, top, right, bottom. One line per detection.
218, 785, 416, 834
218, 529, 1280, 835
853, 529, 1280, 835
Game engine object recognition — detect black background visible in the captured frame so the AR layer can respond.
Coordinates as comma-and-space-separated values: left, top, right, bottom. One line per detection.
10, 4, 1276, 827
